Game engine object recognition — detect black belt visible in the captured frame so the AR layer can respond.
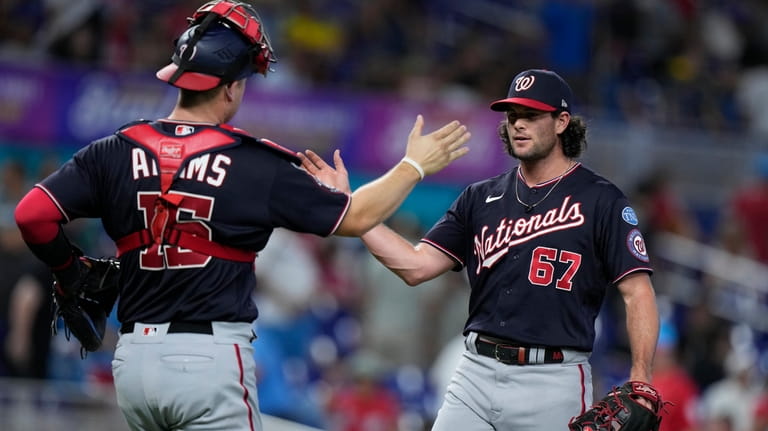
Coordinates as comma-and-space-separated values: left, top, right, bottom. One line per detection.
475, 336, 564, 365
120, 321, 213, 335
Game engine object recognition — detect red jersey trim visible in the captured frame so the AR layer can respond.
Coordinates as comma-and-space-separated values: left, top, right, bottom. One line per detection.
257, 138, 299, 159
35, 184, 70, 223
420, 238, 465, 268
326, 194, 351, 236
517, 162, 581, 188
217, 122, 300, 162
14, 186, 66, 244
612, 267, 653, 284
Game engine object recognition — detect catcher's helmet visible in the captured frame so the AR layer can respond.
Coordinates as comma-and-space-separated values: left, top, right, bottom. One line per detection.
156, 0, 275, 91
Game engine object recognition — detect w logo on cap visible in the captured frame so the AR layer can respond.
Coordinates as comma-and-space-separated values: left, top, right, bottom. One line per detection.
178, 44, 197, 61
515, 75, 535, 91
490, 69, 574, 113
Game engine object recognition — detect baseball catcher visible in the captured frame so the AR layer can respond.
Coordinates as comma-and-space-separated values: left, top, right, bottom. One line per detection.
51, 255, 120, 355
569, 381, 666, 431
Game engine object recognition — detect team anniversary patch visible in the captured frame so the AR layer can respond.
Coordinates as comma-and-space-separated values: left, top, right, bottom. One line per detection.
626, 229, 649, 262
621, 206, 639, 225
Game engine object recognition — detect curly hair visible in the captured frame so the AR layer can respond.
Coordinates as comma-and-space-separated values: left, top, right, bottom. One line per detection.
497, 113, 587, 158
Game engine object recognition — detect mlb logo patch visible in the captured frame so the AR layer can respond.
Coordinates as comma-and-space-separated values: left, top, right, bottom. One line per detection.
175, 125, 194, 136
142, 326, 158, 336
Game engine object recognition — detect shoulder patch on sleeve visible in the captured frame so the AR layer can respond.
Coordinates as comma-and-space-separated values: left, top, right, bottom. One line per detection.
626, 229, 649, 262
621, 206, 639, 226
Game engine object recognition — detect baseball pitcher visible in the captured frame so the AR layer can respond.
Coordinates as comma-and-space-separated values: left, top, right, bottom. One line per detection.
303, 69, 663, 431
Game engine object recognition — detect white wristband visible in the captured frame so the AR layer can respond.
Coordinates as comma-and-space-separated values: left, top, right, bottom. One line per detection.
401, 157, 425, 181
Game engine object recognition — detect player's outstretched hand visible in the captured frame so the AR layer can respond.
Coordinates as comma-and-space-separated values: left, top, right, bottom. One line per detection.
298, 149, 352, 194
404, 115, 471, 176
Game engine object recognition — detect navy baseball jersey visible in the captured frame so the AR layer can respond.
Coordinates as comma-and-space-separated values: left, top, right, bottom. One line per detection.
423, 163, 652, 351
37, 119, 350, 324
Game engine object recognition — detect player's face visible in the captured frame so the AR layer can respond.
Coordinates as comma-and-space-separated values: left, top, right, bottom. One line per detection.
505, 108, 559, 162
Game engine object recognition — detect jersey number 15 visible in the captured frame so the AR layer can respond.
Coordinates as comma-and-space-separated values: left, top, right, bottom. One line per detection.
136, 191, 215, 270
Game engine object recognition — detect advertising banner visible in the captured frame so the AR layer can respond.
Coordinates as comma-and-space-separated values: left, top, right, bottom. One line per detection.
0, 61, 510, 183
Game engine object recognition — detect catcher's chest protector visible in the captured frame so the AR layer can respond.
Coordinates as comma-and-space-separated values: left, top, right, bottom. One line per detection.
115, 123, 256, 263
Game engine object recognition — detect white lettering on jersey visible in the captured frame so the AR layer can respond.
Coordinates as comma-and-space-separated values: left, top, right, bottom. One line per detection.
131, 148, 158, 179
208, 155, 231, 187
178, 153, 230, 187
472, 196, 585, 274
184, 154, 210, 182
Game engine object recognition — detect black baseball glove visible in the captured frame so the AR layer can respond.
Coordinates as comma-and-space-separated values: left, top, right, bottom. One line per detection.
52, 256, 120, 354
568, 381, 666, 431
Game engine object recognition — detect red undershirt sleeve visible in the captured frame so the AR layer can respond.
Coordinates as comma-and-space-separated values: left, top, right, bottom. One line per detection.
14, 187, 78, 271
15, 187, 64, 243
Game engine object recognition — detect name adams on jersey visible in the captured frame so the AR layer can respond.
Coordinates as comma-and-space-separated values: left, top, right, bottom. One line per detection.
131, 148, 232, 187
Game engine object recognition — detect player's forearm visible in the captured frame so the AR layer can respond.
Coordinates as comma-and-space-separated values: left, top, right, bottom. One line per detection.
361, 224, 454, 285
621, 276, 660, 383
336, 162, 422, 236
361, 224, 428, 286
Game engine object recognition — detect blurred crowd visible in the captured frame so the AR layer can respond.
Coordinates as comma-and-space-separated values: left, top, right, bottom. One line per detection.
0, 146, 767, 431
3, 0, 768, 135
2, 0, 768, 431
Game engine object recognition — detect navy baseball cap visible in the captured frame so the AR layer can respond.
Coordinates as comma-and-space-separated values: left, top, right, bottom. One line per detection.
490, 69, 573, 113
156, 22, 255, 91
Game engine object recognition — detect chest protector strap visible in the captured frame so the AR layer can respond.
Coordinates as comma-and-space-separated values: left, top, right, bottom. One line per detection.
114, 123, 256, 263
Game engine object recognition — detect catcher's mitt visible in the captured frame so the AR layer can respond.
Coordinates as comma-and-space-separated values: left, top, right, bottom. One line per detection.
52, 256, 120, 354
569, 381, 665, 431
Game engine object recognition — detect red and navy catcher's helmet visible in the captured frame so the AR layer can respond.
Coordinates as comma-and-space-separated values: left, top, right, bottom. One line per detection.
156, 0, 275, 91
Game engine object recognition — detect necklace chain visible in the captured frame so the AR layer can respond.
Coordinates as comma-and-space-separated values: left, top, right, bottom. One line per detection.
514, 163, 573, 212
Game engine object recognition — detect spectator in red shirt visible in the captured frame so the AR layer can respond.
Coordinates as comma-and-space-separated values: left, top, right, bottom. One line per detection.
722, 153, 768, 264
326, 351, 401, 431
652, 321, 700, 431
753, 389, 768, 431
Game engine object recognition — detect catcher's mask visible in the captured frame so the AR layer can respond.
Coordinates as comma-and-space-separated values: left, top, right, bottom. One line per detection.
156, 0, 275, 91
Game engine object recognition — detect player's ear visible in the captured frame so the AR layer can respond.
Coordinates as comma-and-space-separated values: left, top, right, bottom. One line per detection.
223, 82, 235, 101
223, 80, 243, 102
555, 111, 570, 134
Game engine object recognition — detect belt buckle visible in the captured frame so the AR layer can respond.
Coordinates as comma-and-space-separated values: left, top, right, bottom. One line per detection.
493, 343, 513, 364
493, 343, 527, 365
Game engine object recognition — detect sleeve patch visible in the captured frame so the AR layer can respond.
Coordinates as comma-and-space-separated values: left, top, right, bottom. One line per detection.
621, 206, 639, 226
626, 228, 649, 262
